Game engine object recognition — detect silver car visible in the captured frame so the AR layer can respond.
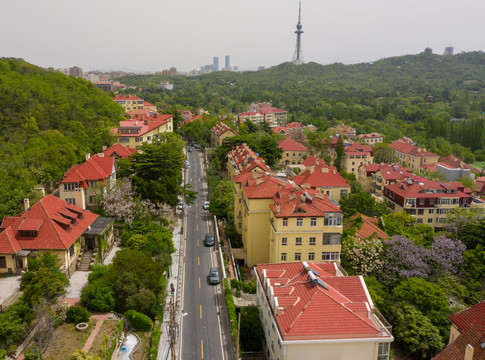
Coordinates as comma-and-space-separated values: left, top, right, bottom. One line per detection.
210, 267, 220, 285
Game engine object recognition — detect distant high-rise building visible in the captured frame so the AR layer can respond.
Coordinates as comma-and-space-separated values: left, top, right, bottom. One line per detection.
225, 55, 230, 70
213, 57, 219, 71
292, 1, 304, 65
444, 46, 454, 55
69, 66, 83, 78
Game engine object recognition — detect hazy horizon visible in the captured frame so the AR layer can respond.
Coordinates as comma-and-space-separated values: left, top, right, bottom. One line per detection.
2, 0, 484, 73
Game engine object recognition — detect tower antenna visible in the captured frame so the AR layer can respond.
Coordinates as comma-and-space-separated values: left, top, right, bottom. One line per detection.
292, 0, 304, 65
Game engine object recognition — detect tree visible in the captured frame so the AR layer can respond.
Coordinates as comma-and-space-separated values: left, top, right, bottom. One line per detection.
341, 236, 384, 277
392, 304, 444, 359
239, 306, 264, 352
80, 280, 115, 312
208, 180, 234, 218
373, 143, 395, 164
334, 136, 344, 172
125, 289, 158, 318
339, 190, 389, 218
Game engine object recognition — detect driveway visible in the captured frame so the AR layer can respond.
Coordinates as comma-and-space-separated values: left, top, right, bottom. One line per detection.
0, 275, 22, 309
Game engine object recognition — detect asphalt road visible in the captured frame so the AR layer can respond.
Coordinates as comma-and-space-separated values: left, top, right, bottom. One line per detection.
181, 147, 228, 360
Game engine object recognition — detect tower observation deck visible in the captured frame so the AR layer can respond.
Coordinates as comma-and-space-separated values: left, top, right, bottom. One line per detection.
292, 1, 304, 65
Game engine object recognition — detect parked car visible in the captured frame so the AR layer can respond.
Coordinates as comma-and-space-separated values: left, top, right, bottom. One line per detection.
210, 267, 220, 285
177, 201, 183, 210
203, 201, 210, 210
204, 233, 215, 246
188, 147, 193, 152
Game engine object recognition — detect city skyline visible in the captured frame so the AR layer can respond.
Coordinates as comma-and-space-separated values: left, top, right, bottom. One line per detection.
1, 0, 484, 72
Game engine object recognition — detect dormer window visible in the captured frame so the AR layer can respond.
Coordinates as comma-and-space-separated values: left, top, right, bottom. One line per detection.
20, 231, 37, 237
64, 183, 76, 191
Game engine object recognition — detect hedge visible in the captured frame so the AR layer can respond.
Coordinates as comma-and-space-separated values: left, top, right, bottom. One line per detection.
66, 306, 91, 324
224, 279, 238, 343
148, 321, 162, 359
124, 310, 153, 331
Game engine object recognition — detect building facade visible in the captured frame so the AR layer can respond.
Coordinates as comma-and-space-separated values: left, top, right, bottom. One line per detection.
278, 138, 309, 166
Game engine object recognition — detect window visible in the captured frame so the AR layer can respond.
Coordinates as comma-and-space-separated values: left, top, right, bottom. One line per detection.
135, 137, 143, 142
295, 237, 302, 246
310, 217, 317, 226
66, 198, 76, 205
281, 253, 287, 261
88, 180, 97, 187
378, 342, 390, 360
324, 215, 343, 226
282, 218, 288, 226
69, 245, 75, 257
428, 218, 433, 223
419, 199, 425, 205
147, 136, 151, 141
321, 252, 340, 261
64, 183, 76, 191
309, 237, 316, 246
308, 253, 315, 260
417, 209, 424, 215
405, 199, 416, 206
294, 253, 301, 261
340, 189, 348, 197
429, 209, 434, 214
0, 256, 6, 268
119, 137, 130, 143
416, 218, 423, 224
296, 218, 303, 226
323, 233, 341, 245
430, 199, 436, 205
281, 237, 287, 246
89, 196, 96, 204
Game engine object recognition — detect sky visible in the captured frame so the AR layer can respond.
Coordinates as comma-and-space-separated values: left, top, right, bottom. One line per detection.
1, 0, 484, 73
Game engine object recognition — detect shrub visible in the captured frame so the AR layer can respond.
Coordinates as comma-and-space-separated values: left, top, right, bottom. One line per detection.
66, 306, 91, 323
148, 322, 162, 359
124, 310, 153, 331
24, 346, 41, 360
81, 280, 115, 312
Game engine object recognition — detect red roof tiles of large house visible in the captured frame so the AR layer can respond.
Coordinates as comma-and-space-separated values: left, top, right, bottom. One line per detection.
293, 161, 350, 189
227, 144, 270, 173
115, 114, 173, 137
113, 94, 143, 101
179, 115, 202, 127
270, 187, 341, 217
344, 143, 373, 156
256, 262, 388, 341
0, 195, 98, 250
62, 154, 114, 184
347, 215, 388, 240
278, 138, 309, 152
385, 179, 472, 199
378, 164, 413, 181
389, 141, 438, 157
241, 173, 290, 199
103, 144, 136, 158
0, 227, 22, 254
212, 123, 237, 136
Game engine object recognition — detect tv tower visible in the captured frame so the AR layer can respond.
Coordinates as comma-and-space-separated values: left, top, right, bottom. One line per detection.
292, 1, 304, 65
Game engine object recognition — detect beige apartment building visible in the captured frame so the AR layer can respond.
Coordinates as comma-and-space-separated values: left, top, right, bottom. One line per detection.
278, 138, 309, 166
389, 140, 439, 171
112, 114, 173, 149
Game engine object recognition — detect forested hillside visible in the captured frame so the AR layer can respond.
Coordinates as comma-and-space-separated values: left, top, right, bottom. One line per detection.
118, 51, 485, 160
0, 58, 123, 217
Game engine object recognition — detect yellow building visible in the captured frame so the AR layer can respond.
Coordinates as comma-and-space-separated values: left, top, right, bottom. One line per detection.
255, 262, 393, 360
278, 138, 309, 166
292, 156, 351, 202
342, 143, 374, 177
0, 195, 113, 277
389, 140, 439, 172
210, 122, 238, 147
268, 187, 343, 264
358, 163, 412, 196
113, 95, 145, 112
113, 114, 173, 149
355, 132, 383, 144
383, 179, 485, 230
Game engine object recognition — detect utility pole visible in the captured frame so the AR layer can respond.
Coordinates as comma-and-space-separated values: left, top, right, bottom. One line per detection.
170, 292, 176, 360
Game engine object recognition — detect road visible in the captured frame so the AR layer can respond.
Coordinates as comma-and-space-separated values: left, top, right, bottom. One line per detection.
181, 147, 232, 360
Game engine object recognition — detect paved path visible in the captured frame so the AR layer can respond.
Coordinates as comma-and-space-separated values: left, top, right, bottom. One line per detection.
82, 313, 111, 352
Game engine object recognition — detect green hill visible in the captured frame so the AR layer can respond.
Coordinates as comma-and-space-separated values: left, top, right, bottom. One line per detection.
0, 58, 123, 217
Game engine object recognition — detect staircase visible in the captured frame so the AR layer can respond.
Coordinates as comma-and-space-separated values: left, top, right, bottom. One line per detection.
78, 250, 93, 271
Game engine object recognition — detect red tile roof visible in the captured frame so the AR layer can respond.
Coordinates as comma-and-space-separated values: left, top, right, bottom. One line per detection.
346, 215, 388, 240
143, 101, 155, 107
179, 115, 202, 127
389, 141, 438, 157
301, 155, 319, 167
103, 144, 136, 159
355, 132, 382, 139
227, 144, 270, 174
433, 302, 485, 360
345, 143, 373, 156
113, 95, 143, 101
278, 138, 309, 152
377, 164, 413, 181
270, 187, 341, 217
0, 195, 98, 250
212, 123, 237, 136
126, 108, 153, 116
293, 161, 350, 189
256, 262, 392, 341
439, 155, 482, 174
62, 154, 114, 184
0, 227, 22, 254
240, 173, 290, 199
385, 179, 473, 200
114, 114, 173, 137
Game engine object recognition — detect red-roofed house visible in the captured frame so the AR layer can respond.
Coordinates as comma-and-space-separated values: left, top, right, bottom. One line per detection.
328, 124, 356, 137
0, 195, 114, 277
143, 101, 157, 111
355, 132, 383, 144
383, 179, 484, 230
278, 138, 309, 166
211, 123, 238, 147
345, 215, 388, 240
113, 94, 145, 112
179, 115, 202, 128
112, 113, 174, 148
59, 153, 116, 210
268, 187, 343, 263
102, 143, 136, 162
359, 163, 413, 196
432, 301, 485, 360
341, 143, 374, 177
272, 122, 317, 135
227, 143, 270, 181
389, 140, 439, 171
292, 158, 351, 202
256, 262, 393, 360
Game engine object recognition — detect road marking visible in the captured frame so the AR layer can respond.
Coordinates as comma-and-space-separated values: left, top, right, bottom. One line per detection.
198, 256, 200, 266
197, 239, 199, 247
200, 305, 202, 319
199, 277, 201, 288
196, 213, 198, 219
201, 340, 204, 359
196, 202, 198, 207
197, 224, 198, 231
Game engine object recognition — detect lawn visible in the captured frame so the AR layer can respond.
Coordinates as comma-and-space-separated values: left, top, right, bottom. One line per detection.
87, 319, 119, 358
471, 161, 485, 169
42, 318, 97, 360
132, 331, 151, 360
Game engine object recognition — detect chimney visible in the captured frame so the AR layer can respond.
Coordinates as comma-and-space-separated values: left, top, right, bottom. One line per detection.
144, 120, 148, 125
74, 188, 86, 210
102, 145, 107, 151
24, 198, 30, 212
310, 166, 315, 174
85, 153, 91, 161
34, 187, 46, 198
97, 153, 104, 158
464, 344, 474, 360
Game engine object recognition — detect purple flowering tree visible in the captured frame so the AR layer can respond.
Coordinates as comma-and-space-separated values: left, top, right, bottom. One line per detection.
429, 235, 466, 279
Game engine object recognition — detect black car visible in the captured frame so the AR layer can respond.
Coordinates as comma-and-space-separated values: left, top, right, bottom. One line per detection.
204, 233, 215, 246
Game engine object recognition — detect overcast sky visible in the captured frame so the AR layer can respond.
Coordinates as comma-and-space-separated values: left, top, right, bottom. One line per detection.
1, 0, 484, 73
